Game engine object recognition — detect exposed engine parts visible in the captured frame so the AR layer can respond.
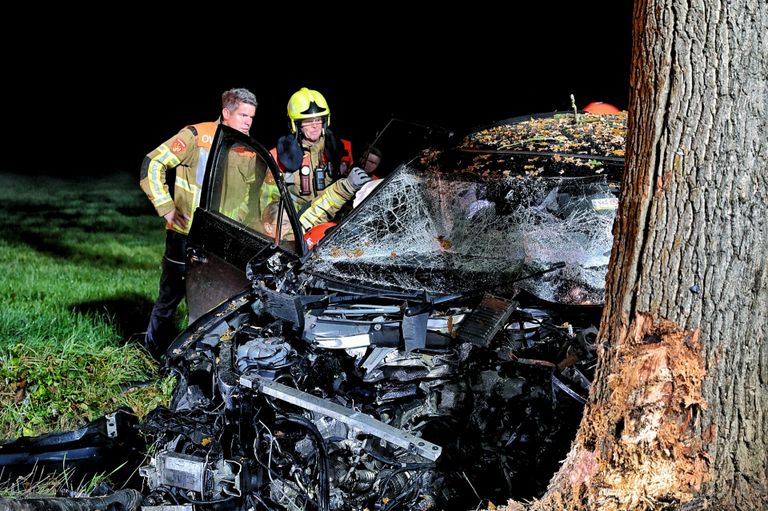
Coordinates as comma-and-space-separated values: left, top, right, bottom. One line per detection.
135, 282, 599, 510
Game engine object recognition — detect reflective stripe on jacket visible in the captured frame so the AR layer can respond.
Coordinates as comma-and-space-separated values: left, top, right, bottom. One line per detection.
140, 121, 218, 234
299, 178, 355, 230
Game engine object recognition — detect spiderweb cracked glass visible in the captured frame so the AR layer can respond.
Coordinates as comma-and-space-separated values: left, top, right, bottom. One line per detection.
307, 164, 617, 304
509, 178, 617, 304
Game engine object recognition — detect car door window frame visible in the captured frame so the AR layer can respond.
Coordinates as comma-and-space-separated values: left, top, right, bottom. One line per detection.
200, 124, 308, 256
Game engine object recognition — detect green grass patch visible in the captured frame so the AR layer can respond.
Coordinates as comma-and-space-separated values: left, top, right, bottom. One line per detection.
0, 171, 176, 438
0, 466, 111, 498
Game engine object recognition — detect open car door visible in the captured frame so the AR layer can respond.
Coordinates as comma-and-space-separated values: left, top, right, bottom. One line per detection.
185, 125, 306, 321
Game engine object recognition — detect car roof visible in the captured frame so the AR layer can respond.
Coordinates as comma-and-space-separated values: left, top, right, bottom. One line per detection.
415, 111, 626, 179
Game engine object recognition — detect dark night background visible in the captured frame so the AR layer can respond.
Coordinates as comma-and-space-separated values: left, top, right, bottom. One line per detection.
2, 4, 633, 176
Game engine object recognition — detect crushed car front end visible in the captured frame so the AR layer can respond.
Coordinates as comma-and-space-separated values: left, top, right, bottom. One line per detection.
138, 112, 626, 509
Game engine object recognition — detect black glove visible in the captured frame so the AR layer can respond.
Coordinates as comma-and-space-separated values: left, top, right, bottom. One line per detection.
346, 167, 372, 192
277, 135, 303, 171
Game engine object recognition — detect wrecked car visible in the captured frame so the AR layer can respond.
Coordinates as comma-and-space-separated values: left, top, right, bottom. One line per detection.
1, 112, 626, 510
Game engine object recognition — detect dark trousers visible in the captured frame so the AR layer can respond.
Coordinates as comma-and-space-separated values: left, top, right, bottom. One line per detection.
145, 230, 187, 357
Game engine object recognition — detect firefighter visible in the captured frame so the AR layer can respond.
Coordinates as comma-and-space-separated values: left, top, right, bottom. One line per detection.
140, 88, 258, 359
260, 87, 348, 215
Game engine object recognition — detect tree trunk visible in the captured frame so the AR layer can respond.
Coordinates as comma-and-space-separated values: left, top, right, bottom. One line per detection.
529, 1, 768, 509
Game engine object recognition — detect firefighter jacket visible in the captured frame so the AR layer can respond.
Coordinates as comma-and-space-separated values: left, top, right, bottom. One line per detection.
140, 121, 218, 235
260, 129, 346, 215
217, 145, 264, 225
265, 178, 354, 244
298, 177, 356, 230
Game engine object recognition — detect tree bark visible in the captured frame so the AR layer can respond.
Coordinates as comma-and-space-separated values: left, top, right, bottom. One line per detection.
529, 1, 768, 509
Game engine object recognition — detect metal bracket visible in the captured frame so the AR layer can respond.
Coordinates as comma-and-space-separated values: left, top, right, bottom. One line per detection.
240, 374, 442, 461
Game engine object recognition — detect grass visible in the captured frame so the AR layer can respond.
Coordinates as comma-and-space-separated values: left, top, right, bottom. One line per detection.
0, 467, 109, 498
0, 171, 176, 440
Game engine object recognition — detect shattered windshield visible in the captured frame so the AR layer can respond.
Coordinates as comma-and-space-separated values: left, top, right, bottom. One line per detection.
307, 113, 625, 304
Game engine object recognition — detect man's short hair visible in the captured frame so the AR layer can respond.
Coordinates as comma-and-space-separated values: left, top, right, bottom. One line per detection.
222, 88, 258, 111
